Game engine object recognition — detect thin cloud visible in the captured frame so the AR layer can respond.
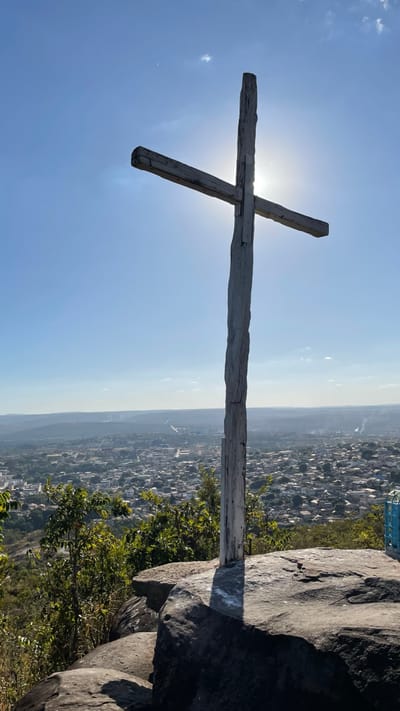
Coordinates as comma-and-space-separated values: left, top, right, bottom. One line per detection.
361, 14, 372, 30
200, 54, 212, 63
360, 0, 388, 7
320, 8, 342, 42
361, 14, 386, 33
324, 356, 333, 360
325, 9, 336, 27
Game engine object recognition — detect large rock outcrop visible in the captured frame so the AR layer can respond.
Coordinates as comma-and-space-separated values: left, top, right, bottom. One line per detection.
15, 559, 219, 710
15, 549, 400, 710
110, 559, 218, 640
131, 559, 218, 612
109, 595, 158, 640
14, 668, 153, 711
70, 632, 157, 681
153, 548, 400, 710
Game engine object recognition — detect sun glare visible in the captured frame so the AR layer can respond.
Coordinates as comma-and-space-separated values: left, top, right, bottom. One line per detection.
254, 170, 269, 195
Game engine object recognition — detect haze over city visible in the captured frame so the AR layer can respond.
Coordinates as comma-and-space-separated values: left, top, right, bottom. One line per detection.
1, 0, 399, 414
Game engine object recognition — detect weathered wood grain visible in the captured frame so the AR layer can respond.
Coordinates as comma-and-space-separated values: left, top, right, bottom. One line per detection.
220, 72, 257, 565
132, 146, 240, 205
132, 146, 328, 238
254, 196, 328, 238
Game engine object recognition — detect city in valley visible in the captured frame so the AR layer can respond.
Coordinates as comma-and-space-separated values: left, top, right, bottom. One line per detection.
1, 406, 400, 534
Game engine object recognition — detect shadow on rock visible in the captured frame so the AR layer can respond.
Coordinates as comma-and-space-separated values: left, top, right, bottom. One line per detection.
101, 678, 153, 709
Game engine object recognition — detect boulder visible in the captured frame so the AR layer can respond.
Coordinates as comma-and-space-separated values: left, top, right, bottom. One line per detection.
70, 632, 157, 682
153, 548, 400, 710
109, 595, 158, 640
109, 561, 218, 642
15, 667, 153, 710
132, 559, 218, 612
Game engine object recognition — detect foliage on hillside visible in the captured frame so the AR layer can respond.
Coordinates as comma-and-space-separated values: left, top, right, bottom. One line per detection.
39, 481, 132, 668
0, 492, 18, 585
0, 484, 131, 708
0, 470, 386, 710
289, 504, 384, 550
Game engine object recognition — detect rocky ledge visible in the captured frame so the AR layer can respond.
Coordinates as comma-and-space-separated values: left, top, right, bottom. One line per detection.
15, 549, 400, 710
153, 548, 400, 710
14, 668, 153, 710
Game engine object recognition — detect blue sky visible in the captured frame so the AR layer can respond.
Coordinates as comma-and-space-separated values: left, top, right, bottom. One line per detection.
1, 0, 400, 414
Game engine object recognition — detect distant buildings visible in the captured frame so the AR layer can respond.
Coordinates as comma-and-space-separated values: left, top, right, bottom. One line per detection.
1, 435, 396, 528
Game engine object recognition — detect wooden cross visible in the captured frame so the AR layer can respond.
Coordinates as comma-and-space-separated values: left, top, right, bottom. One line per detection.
131, 73, 329, 566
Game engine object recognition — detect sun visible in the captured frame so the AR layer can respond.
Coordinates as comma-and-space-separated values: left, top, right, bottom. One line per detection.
254, 169, 269, 195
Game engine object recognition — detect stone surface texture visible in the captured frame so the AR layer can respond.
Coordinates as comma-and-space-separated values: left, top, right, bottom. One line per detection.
109, 595, 158, 640
153, 548, 400, 710
14, 668, 153, 711
131, 559, 218, 611
70, 632, 157, 682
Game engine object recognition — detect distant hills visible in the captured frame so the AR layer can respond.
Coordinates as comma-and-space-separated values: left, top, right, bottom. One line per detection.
1, 405, 400, 445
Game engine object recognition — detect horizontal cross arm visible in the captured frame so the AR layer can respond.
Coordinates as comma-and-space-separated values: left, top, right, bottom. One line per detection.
254, 196, 329, 238
132, 146, 329, 238
132, 146, 240, 206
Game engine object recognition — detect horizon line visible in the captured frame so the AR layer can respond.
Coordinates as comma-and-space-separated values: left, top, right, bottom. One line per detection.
1, 402, 400, 418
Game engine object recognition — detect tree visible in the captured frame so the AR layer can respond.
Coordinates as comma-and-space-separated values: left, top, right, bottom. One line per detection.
126, 468, 222, 572
126, 492, 220, 571
126, 468, 289, 566
289, 505, 384, 550
361, 448, 375, 461
322, 461, 332, 476
292, 494, 303, 509
0, 492, 18, 587
196, 466, 220, 516
245, 481, 292, 555
40, 482, 131, 667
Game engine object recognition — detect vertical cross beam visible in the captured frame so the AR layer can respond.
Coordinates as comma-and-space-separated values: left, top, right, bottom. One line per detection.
220, 74, 257, 565
131, 72, 328, 567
